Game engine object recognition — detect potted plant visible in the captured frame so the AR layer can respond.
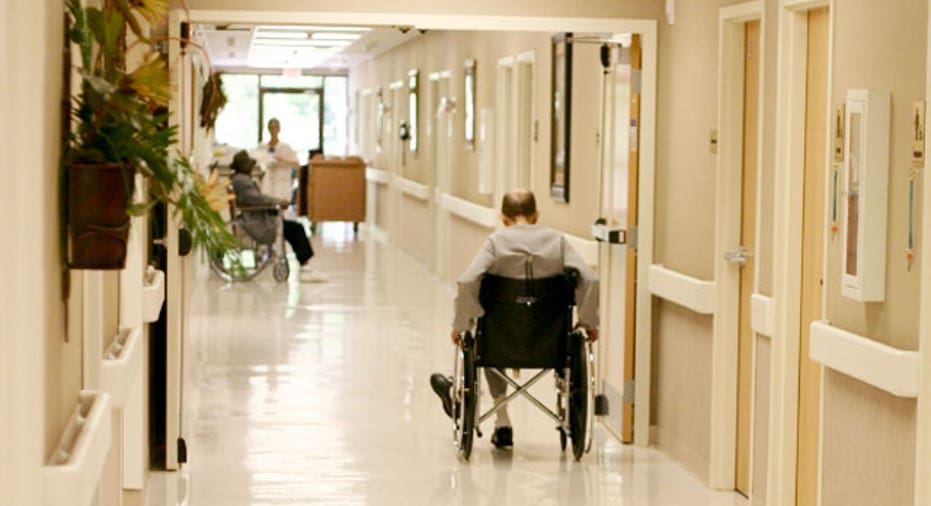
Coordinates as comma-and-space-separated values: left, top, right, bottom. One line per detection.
64, 0, 234, 268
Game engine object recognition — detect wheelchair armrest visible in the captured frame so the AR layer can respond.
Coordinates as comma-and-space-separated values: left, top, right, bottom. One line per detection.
563, 267, 580, 289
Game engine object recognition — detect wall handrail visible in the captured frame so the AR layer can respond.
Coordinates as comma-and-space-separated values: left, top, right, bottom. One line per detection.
809, 320, 919, 398
365, 167, 391, 185
100, 327, 143, 408
648, 264, 715, 314
439, 192, 498, 229
394, 175, 431, 201
44, 391, 112, 506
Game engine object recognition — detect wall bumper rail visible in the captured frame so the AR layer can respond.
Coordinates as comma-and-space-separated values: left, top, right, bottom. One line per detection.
809, 320, 919, 397
44, 391, 112, 506
142, 266, 165, 323
100, 326, 143, 408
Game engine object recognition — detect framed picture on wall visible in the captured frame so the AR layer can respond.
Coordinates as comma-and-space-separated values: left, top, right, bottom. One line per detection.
408, 69, 419, 153
464, 59, 476, 150
551, 33, 573, 203
375, 87, 384, 152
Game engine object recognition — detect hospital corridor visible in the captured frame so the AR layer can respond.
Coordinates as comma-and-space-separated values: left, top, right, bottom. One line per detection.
3, 1, 931, 506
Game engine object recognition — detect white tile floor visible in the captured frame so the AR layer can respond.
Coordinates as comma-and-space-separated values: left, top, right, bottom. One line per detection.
146, 223, 747, 506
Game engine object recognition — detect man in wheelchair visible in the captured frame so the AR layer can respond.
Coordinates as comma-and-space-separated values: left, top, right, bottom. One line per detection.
431, 189, 599, 452
230, 150, 326, 282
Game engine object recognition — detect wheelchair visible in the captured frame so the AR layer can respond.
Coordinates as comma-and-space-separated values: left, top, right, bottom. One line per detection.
209, 189, 290, 283
451, 269, 605, 461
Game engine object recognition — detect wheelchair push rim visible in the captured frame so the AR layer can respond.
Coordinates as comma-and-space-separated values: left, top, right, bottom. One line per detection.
568, 331, 593, 461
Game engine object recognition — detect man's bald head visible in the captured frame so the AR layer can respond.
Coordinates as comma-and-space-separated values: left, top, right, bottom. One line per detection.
501, 190, 538, 222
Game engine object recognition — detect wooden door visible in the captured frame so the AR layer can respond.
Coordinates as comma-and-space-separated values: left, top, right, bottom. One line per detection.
736, 19, 761, 495
622, 35, 641, 442
797, 7, 829, 506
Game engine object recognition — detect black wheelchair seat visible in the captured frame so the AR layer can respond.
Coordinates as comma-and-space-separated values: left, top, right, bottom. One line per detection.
475, 271, 576, 369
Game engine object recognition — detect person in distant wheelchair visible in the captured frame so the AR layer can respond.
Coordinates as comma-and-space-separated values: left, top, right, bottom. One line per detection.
430, 189, 599, 450
230, 150, 326, 282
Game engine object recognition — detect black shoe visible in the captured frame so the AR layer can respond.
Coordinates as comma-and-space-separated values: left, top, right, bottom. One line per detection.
491, 426, 513, 449
430, 373, 454, 418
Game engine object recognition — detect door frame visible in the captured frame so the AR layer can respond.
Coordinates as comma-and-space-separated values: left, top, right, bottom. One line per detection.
711, 0, 765, 490
177, 7, 658, 448
768, 1, 834, 504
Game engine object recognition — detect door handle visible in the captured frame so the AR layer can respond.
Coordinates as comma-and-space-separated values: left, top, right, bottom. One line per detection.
724, 246, 749, 265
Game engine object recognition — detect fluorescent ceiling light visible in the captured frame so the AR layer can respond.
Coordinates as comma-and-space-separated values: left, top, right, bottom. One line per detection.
259, 25, 371, 32
254, 31, 308, 40
311, 32, 362, 41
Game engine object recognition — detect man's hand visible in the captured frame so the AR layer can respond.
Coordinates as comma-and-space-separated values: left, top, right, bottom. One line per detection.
575, 324, 598, 342
450, 330, 462, 346
279, 199, 289, 209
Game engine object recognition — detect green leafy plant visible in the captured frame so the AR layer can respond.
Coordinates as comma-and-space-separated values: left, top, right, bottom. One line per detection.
65, 0, 236, 259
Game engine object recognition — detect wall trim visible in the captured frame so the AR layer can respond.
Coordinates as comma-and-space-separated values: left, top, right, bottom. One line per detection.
439, 193, 498, 229
365, 167, 391, 185
809, 321, 919, 398
44, 391, 112, 506
751, 293, 774, 338
393, 175, 431, 201
710, 0, 764, 489
648, 264, 715, 315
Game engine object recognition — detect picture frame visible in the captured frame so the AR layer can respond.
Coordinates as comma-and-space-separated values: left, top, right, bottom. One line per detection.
550, 33, 573, 203
464, 59, 476, 150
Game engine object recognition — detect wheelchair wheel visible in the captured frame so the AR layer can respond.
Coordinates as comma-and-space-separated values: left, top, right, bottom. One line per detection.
569, 332, 590, 461
210, 241, 274, 282
453, 333, 477, 460
272, 257, 289, 282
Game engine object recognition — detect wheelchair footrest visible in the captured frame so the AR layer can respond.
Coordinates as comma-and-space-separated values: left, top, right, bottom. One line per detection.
595, 394, 610, 416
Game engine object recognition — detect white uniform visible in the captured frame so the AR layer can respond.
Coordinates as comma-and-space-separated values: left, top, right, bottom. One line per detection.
254, 141, 298, 201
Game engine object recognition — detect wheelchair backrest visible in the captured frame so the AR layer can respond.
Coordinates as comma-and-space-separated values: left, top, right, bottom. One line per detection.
475, 271, 577, 369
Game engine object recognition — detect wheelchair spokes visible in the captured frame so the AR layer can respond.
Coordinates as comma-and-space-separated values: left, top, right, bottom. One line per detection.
452, 333, 476, 460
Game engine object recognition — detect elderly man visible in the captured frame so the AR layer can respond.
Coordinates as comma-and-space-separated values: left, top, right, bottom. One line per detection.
430, 189, 599, 449
230, 150, 326, 283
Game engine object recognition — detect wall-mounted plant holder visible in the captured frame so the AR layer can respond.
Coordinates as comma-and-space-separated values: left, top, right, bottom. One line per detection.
841, 88, 889, 302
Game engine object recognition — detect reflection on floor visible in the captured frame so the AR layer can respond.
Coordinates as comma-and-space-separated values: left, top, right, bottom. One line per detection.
145, 223, 747, 506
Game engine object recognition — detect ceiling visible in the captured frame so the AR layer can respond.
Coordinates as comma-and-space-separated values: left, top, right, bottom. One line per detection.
197, 23, 420, 73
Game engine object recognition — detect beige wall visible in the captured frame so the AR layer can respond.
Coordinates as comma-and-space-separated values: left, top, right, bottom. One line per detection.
826, 0, 926, 350
184, 0, 663, 20
821, 371, 917, 506
819, 2, 926, 503
1, 1, 69, 504
650, 301, 713, 481
399, 194, 433, 265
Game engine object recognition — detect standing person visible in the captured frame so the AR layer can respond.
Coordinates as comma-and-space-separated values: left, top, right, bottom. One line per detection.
256, 117, 300, 204
429, 189, 599, 449
230, 150, 327, 283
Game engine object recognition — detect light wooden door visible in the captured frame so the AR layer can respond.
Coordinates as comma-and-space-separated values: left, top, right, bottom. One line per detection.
622, 35, 641, 442
797, 7, 829, 506
736, 19, 760, 496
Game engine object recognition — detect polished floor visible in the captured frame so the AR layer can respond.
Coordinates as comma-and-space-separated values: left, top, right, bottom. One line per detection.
146, 223, 747, 506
